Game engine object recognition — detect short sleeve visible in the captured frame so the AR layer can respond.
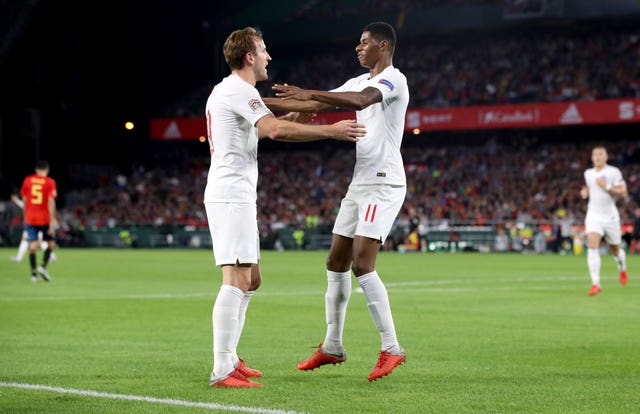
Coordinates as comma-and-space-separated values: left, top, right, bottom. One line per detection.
612, 168, 625, 186
330, 78, 355, 93
231, 85, 273, 126
371, 70, 406, 101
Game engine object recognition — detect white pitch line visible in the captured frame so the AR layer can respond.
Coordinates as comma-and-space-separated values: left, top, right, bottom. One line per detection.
0, 382, 306, 414
0, 291, 321, 302
0, 276, 622, 302
0, 292, 211, 302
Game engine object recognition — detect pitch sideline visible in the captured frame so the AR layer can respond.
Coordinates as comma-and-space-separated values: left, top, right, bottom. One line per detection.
0, 381, 306, 414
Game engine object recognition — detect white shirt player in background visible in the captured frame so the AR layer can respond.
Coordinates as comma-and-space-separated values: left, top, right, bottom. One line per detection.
9, 194, 57, 263
580, 145, 629, 296
264, 21, 408, 381
205, 27, 365, 388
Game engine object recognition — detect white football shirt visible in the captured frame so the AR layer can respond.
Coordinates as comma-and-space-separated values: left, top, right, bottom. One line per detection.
584, 164, 625, 221
331, 65, 409, 186
204, 74, 273, 204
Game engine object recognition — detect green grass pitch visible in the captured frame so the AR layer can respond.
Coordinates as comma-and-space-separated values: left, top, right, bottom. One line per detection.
1, 248, 638, 413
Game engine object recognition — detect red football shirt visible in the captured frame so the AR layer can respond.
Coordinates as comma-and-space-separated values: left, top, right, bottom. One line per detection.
20, 174, 57, 226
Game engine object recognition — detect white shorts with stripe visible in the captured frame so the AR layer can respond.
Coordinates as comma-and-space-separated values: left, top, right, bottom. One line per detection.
332, 184, 406, 243
205, 202, 260, 266
584, 214, 622, 245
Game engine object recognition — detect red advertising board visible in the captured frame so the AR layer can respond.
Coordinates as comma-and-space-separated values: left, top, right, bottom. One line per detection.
150, 98, 640, 140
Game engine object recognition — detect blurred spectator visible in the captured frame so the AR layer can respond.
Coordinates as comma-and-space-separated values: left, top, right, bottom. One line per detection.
3, 135, 637, 250
550, 208, 574, 254
572, 228, 585, 256
167, 21, 640, 116
630, 207, 640, 254
533, 224, 548, 253
494, 224, 510, 252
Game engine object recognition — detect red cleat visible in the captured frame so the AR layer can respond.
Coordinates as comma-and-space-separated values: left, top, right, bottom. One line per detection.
619, 270, 628, 285
236, 358, 263, 378
297, 343, 346, 371
588, 285, 602, 296
368, 348, 406, 381
209, 368, 262, 388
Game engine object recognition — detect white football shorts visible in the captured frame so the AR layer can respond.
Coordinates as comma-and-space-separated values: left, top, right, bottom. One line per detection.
205, 202, 260, 266
332, 184, 406, 243
584, 215, 622, 245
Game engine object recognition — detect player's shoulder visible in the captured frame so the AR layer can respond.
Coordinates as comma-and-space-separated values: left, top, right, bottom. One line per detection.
210, 76, 260, 110
217, 75, 257, 95
351, 72, 370, 83
371, 67, 407, 94
388, 65, 406, 76
381, 67, 408, 92
384, 66, 407, 82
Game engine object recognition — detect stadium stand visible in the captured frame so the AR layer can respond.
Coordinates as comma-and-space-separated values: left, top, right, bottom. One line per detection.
166, 20, 640, 117
1, 1, 639, 252
2, 129, 637, 252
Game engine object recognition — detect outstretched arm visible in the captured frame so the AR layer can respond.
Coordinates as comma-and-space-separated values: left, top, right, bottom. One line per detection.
276, 111, 316, 124
255, 114, 365, 142
272, 84, 382, 111
263, 96, 334, 113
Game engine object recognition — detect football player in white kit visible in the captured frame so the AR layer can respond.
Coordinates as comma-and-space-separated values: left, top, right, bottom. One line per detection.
580, 145, 629, 296
205, 27, 365, 388
264, 21, 409, 381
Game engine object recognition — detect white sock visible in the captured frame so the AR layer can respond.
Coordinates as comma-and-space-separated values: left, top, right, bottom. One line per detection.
614, 248, 626, 271
211, 285, 244, 378
16, 240, 29, 261
357, 271, 400, 352
232, 290, 255, 365
323, 270, 351, 353
587, 248, 601, 286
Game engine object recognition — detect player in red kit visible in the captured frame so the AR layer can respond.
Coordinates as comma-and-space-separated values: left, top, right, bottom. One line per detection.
19, 160, 59, 282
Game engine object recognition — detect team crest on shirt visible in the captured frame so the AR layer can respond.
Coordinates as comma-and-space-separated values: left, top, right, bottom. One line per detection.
248, 98, 263, 112
378, 78, 394, 91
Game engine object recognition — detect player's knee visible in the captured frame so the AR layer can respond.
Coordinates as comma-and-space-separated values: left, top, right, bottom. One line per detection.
351, 261, 374, 277
326, 256, 350, 273
249, 276, 262, 291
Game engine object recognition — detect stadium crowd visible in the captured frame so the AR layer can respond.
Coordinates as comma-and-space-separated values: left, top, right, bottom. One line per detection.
2, 13, 640, 252
169, 21, 640, 117
288, 0, 502, 19
2, 134, 638, 251
276, 24, 640, 108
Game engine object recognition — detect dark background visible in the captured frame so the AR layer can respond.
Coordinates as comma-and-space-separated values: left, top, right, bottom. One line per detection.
2, 0, 640, 200
0, 0, 253, 195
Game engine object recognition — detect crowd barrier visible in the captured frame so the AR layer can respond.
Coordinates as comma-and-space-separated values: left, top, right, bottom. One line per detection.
19, 226, 499, 252
7, 223, 631, 253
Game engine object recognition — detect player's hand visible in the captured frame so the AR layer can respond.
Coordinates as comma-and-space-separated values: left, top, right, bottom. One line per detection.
330, 119, 366, 142
580, 186, 589, 199
49, 218, 59, 235
272, 83, 312, 101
